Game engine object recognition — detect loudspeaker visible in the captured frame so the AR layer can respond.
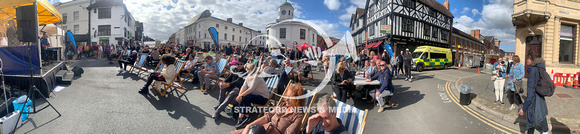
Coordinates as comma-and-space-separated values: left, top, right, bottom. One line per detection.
16, 5, 38, 42
72, 66, 84, 77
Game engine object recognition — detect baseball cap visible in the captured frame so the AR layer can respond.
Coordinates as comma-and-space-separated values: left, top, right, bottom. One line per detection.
405, 48, 409, 51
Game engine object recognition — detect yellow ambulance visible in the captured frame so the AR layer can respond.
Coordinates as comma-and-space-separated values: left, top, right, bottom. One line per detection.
411, 46, 453, 72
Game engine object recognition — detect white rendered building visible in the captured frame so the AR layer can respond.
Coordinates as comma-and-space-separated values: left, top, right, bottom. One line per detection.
265, 2, 318, 49
87, 0, 137, 46
53, 0, 91, 43
175, 10, 264, 50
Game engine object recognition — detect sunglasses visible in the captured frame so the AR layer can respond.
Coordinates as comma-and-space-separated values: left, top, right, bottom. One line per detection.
237, 63, 243, 65
379, 64, 386, 66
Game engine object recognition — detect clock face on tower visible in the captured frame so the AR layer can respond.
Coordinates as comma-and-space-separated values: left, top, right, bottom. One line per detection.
281, 10, 286, 15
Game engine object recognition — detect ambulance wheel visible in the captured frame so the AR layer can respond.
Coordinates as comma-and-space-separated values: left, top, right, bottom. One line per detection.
417, 65, 424, 72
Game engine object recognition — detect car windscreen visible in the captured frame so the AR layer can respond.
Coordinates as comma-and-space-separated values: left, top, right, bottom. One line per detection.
412, 52, 423, 58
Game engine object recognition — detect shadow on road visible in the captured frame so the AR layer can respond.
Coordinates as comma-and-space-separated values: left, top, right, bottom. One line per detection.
141, 90, 211, 129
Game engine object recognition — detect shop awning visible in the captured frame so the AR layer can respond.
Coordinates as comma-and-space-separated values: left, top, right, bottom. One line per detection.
363, 41, 383, 49
0, 0, 63, 25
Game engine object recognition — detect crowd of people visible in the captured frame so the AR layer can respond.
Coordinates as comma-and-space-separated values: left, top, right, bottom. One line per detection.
105, 42, 353, 133
492, 51, 550, 134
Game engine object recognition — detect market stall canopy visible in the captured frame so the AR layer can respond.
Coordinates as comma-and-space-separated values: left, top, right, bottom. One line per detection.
0, 0, 62, 25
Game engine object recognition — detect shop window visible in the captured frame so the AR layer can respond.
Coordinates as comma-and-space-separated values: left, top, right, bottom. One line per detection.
559, 25, 575, 63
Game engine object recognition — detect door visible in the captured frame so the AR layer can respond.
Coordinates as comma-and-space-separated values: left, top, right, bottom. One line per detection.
525, 36, 542, 78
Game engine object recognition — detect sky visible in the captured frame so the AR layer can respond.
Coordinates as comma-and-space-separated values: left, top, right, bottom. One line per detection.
49, 0, 515, 52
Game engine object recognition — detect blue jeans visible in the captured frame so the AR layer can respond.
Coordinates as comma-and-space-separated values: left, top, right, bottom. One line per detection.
238, 94, 268, 114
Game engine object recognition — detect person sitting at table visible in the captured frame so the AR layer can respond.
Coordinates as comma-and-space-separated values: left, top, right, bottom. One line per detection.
230, 83, 306, 134
118, 50, 138, 74
304, 95, 348, 134
366, 60, 396, 112
234, 63, 270, 128
138, 54, 176, 94
332, 62, 353, 103
365, 60, 379, 78
196, 56, 219, 95
212, 60, 247, 119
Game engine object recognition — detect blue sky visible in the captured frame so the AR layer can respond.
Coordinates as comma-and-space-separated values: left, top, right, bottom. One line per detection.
50, 0, 515, 52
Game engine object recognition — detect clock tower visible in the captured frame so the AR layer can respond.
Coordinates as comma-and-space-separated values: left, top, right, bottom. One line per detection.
276, 1, 294, 22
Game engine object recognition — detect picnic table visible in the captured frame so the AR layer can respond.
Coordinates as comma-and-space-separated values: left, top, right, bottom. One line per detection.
353, 75, 380, 100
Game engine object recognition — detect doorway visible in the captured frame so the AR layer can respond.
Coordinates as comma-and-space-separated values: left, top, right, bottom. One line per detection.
525, 35, 542, 78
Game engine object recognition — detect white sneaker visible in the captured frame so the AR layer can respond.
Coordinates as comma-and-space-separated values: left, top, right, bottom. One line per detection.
122, 70, 128, 74
509, 105, 515, 110
408, 79, 412, 82
118, 69, 124, 72
377, 106, 385, 112
542, 131, 548, 134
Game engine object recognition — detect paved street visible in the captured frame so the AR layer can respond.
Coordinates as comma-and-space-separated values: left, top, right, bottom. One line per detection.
13, 59, 571, 133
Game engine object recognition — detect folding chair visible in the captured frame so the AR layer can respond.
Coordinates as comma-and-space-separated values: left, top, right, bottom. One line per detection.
151, 61, 165, 74
179, 57, 199, 84
300, 89, 318, 132
152, 59, 187, 96
112, 50, 124, 63
208, 58, 230, 91
263, 75, 280, 106
129, 53, 149, 75
276, 80, 294, 107
305, 61, 317, 82
334, 99, 369, 134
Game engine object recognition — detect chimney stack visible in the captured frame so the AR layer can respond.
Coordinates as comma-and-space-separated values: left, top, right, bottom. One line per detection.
239, 23, 243, 26
470, 29, 480, 39
227, 18, 232, 23
444, 0, 450, 10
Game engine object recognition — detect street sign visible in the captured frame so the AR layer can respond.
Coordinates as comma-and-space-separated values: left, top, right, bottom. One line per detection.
380, 25, 391, 34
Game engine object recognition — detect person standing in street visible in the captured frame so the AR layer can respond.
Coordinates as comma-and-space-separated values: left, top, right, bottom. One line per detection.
519, 51, 549, 134
397, 51, 404, 76
507, 55, 524, 110
403, 49, 413, 82
391, 53, 399, 78
492, 57, 506, 105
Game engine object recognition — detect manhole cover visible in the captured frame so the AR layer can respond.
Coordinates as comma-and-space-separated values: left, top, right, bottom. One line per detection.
555, 94, 573, 98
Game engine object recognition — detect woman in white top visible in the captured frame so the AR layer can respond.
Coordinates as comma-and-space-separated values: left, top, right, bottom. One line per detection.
139, 54, 176, 94
234, 63, 270, 128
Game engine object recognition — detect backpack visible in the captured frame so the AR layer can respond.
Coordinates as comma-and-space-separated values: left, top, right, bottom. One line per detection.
534, 67, 555, 97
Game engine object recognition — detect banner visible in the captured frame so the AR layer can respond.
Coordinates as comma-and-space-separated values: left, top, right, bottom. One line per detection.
0, 45, 41, 75
208, 27, 219, 47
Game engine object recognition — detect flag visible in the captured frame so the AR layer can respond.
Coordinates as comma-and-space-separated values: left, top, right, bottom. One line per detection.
208, 27, 219, 46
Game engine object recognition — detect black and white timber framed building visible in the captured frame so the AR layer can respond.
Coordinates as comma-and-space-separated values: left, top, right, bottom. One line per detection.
351, 0, 454, 53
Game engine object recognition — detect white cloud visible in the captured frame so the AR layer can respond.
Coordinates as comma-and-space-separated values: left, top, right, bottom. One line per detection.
323, 0, 341, 10
453, 0, 516, 52
309, 20, 342, 38
123, 0, 302, 42
349, 0, 366, 8
471, 9, 480, 16
338, 5, 357, 27
460, 7, 470, 14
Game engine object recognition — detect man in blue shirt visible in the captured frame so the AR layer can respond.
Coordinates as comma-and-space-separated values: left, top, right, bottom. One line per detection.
197, 56, 219, 95
366, 60, 395, 112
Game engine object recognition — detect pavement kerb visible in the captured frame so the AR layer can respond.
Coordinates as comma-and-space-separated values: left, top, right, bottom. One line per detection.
452, 74, 580, 133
